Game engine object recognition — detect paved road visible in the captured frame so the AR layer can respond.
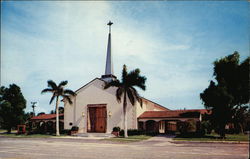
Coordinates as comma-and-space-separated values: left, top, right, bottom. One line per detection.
0, 136, 248, 159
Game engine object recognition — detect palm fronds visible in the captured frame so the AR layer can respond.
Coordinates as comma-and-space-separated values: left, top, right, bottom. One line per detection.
64, 89, 76, 96
41, 80, 76, 136
63, 95, 73, 104
116, 87, 124, 103
42, 80, 76, 105
49, 94, 56, 104
47, 80, 57, 90
103, 65, 146, 138
41, 88, 53, 94
58, 81, 68, 88
122, 65, 128, 83
104, 64, 146, 106
104, 80, 121, 89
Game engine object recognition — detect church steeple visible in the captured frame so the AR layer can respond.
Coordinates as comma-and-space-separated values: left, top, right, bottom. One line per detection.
101, 21, 116, 82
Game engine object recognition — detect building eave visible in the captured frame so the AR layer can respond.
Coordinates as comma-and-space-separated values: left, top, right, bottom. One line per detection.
74, 78, 106, 94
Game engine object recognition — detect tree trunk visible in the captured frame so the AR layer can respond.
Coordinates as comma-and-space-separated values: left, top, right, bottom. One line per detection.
219, 124, 226, 139
123, 91, 128, 138
239, 123, 244, 134
7, 127, 11, 134
56, 96, 60, 136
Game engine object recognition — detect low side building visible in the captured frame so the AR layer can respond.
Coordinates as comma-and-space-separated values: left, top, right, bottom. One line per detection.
138, 109, 209, 133
30, 114, 64, 134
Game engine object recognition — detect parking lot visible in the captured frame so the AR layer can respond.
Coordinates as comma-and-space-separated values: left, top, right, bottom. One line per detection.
0, 136, 248, 159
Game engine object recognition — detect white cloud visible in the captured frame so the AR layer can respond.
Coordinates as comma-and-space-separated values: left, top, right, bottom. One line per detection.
1, 2, 200, 112
2, 1, 247, 112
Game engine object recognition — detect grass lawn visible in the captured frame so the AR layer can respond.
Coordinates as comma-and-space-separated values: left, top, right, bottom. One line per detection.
104, 135, 152, 142
0, 133, 56, 138
174, 133, 249, 142
0, 129, 6, 133
0, 129, 17, 133
0, 129, 69, 138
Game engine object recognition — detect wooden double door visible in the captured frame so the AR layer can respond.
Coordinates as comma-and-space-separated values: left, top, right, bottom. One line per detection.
88, 106, 107, 133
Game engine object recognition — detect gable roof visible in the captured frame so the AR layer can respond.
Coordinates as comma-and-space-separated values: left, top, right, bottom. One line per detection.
73, 78, 174, 111
138, 109, 208, 119
75, 78, 105, 93
31, 114, 64, 120
141, 97, 170, 111
73, 78, 170, 110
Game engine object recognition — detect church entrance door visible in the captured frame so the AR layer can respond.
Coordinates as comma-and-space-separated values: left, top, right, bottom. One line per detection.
87, 105, 107, 133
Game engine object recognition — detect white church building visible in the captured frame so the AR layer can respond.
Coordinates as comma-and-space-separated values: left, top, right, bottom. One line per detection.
64, 21, 207, 134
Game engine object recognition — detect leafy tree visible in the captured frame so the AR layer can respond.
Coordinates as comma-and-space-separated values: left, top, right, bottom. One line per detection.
50, 107, 63, 114
232, 106, 249, 133
245, 109, 250, 131
24, 112, 34, 121
200, 52, 249, 138
213, 52, 249, 106
0, 84, 26, 133
104, 65, 146, 137
238, 57, 250, 105
41, 80, 76, 136
59, 107, 64, 114
200, 81, 233, 138
37, 112, 45, 116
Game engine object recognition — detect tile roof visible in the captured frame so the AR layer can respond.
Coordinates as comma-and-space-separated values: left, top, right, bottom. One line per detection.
31, 114, 64, 120
138, 109, 209, 119
171, 109, 209, 114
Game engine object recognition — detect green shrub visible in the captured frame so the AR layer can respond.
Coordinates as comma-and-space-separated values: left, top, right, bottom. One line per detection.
61, 129, 71, 135
201, 120, 212, 134
112, 127, 120, 132
71, 126, 79, 131
145, 131, 158, 136
119, 129, 157, 137
177, 120, 197, 135
176, 132, 205, 138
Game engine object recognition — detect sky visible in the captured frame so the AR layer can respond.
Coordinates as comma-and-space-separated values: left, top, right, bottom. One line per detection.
1, 1, 249, 114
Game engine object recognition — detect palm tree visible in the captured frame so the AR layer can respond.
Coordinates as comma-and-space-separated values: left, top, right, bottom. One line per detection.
104, 65, 146, 137
41, 80, 76, 136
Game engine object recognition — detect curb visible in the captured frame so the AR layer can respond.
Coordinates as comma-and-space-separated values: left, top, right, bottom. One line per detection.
171, 140, 249, 144
51, 136, 109, 140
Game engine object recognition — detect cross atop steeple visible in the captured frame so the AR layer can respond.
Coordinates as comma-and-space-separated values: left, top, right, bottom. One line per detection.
107, 21, 113, 34
101, 21, 116, 82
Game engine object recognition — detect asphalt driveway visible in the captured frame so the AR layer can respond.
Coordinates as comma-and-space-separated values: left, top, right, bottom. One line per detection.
0, 136, 248, 159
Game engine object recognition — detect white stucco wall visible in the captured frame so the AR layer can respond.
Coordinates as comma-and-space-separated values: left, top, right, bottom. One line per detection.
64, 78, 137, 133
143, 99, 169, 111
135, 99, 168, 119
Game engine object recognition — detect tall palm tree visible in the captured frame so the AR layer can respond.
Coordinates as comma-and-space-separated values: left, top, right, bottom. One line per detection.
41, 80, 76, 136
104, 65, 146, 137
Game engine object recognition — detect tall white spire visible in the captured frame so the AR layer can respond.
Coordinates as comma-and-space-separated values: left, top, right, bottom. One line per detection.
101, 21, 116, 82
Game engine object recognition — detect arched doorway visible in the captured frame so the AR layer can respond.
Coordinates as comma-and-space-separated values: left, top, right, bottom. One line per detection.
146, 120, 156, 132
